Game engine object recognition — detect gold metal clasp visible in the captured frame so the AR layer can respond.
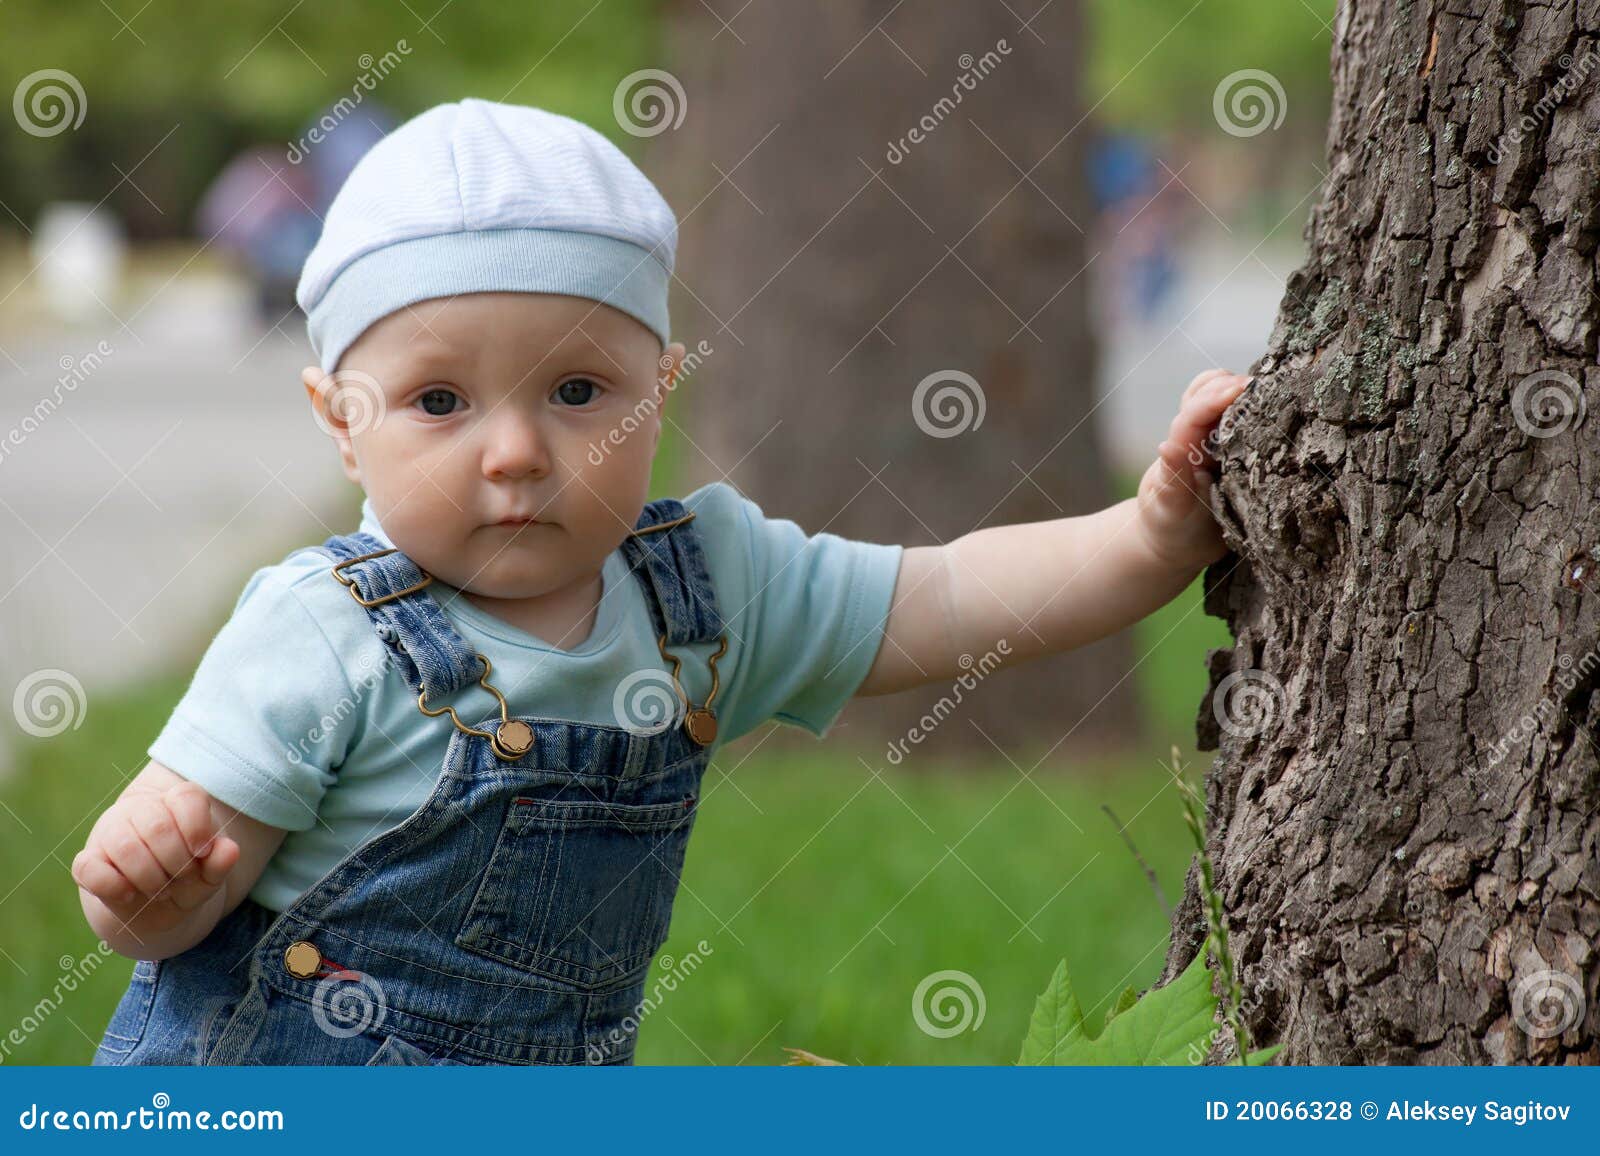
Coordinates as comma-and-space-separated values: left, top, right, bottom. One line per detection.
657, 632, 727, 746
630, 509, 723, 744
331, 548, 435, 607
627, 510, 697, 537
392, 510, 710, 756
417, 653, 534, 761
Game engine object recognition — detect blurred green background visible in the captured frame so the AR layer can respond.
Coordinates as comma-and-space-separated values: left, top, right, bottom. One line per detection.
0, 0, 1332, 249
0, 0, 1330, 1064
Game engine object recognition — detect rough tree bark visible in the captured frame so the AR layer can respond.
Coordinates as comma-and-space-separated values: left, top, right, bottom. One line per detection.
656, 0, 1141, 754
1168, 0, 1600, 1063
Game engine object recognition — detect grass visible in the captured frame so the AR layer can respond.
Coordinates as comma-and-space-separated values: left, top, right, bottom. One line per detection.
639, 750, 1193, 1065
0, 673, 197, 1066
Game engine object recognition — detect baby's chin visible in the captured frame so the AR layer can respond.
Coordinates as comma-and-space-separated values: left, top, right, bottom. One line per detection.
431, 553, 596, 601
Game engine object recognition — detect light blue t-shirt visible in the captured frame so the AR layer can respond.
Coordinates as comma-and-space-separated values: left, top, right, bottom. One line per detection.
148, 481, 903, 912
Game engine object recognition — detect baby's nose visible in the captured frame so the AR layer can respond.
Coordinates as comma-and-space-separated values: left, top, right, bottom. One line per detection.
481, 418, 553, 478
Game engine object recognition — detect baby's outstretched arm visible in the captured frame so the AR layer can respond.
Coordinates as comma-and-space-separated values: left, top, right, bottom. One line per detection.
859, 369, 1251, 697
74, 760, 288, 960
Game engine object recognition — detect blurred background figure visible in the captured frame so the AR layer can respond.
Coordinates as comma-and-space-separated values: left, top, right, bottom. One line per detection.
1089, 132, 1182, 325
31, 202, 125, 324
195, 101, 396, 319
195, 146, 317, 317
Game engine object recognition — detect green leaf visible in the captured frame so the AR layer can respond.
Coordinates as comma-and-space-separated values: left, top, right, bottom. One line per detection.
1018, 953, 1271, 1066
1104, 985, 1140, 1029
1016, 959, 1089, 1064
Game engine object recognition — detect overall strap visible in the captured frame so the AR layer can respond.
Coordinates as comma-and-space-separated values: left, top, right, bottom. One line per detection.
619, 498, 726, 646
315, 532, 484, 701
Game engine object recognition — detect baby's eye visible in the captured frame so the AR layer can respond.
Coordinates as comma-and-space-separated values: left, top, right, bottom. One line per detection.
416, 388, 462, 417
552, 377, 600, 407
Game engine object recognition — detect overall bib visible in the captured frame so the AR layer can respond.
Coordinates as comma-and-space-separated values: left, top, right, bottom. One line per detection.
91, 498, 727, 1066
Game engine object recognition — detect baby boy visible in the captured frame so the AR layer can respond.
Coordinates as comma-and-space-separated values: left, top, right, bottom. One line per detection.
74, 99, 1249, 1065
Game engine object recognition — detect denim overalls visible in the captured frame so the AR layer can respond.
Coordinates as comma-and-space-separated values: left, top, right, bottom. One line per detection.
91, 498, 726, 1066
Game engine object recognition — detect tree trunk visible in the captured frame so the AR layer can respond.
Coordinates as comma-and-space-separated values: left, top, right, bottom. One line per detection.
1171, 0, 1600, 1063
655, 0, 1141, 755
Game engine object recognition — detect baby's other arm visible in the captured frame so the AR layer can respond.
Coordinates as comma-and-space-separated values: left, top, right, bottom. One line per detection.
74, 760, 288, 960
856, 369, 1251, 697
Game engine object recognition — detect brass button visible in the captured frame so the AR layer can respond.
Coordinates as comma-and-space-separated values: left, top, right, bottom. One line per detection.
492, 719, 534, 760
283, 940, 322, 979
684, 707, 717, 746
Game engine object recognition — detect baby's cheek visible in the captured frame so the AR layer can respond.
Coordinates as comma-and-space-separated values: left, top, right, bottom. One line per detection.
569, 432, 648, 495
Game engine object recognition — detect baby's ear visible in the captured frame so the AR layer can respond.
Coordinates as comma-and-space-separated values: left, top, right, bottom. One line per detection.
657, 341, 686, 398
301, 365, 362, 483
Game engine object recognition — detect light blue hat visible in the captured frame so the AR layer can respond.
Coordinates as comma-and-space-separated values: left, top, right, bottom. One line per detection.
296, 98, 677, 373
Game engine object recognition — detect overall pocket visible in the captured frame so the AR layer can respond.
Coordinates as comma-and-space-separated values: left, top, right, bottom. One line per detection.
91, 958, 160, 1064
365, 1033, 466, 1065
456, 789, 698, 990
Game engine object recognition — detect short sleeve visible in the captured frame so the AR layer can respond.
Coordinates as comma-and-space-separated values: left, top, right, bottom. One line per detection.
684, 482, 902, 743
146, 556, 362, 831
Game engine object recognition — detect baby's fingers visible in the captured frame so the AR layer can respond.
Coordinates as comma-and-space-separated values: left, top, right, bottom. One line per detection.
129, 794, 204, 884
1187, 372, 1251, 424
1170, 374, 1251, 460
1154, 435, 1195, 482
162, 781, 222, 858
161, 840, 237, 910
1181, 367, 1235, 403
72, 846, 138, 907
96, 815, 170, 899
196, 836, 239, 888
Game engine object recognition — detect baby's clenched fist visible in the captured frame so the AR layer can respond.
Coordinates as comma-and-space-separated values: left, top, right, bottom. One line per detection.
72, 780, 240, 932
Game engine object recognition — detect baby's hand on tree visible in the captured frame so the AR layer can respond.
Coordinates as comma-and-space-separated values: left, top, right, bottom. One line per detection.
1134, 368, 1251, 572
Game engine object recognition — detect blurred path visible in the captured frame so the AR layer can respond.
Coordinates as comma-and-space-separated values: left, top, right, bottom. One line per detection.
0, 269, 350, 770
1096, 237, 1298, 472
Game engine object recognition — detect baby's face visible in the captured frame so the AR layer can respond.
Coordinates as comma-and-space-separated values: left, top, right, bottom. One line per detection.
302, 292, 683, 601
